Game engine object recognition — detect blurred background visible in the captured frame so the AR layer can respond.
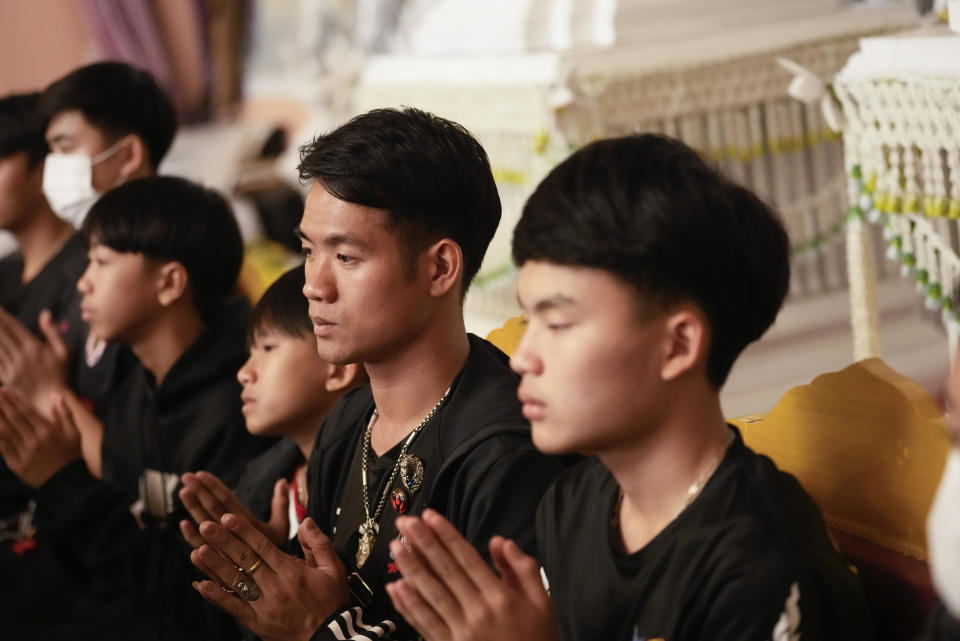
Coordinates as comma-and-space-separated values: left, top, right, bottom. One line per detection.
0, 0, 952, 415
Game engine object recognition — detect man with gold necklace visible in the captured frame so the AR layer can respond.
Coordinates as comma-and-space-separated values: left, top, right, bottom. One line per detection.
188, 108, 566, 641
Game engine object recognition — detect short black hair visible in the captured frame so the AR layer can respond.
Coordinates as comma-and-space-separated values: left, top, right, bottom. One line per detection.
38, 62, 177, 169
249, 266, 311, 345
297, 107, 501, 291
82, 176, 243, 320
513, 134, 790, 388
0, 92, 47, 166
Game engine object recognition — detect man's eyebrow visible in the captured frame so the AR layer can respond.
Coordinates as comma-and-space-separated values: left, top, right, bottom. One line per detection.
294, 227, 370, 250
517, 294, 577, 313
323, 233, 368, 250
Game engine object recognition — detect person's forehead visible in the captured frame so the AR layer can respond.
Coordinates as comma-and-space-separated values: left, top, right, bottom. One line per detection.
45, 110, 108, 150
88, 240, 139, 263
517, 261, 591, 304
300, 181, 392, 241
87, 240, 120, 257
517, 260, 650, 318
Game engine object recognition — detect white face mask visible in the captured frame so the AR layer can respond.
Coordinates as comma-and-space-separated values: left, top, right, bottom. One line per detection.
41, 139, 127, 228
928, 448, 960, 618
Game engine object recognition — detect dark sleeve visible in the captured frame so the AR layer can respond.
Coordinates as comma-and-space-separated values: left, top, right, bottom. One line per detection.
917, 602, 960, 641
311, 607, 400, 641
444, 441, 564, 563
32, 460, 237, 639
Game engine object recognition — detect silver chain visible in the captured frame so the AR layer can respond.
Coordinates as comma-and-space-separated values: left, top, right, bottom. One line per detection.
360, 386, 452, 530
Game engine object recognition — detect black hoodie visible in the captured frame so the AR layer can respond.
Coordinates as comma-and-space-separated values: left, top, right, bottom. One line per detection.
30, 297, 274, 640
99, 296, 267, 510
0, 233, 87, 519
306, 334, 569, 641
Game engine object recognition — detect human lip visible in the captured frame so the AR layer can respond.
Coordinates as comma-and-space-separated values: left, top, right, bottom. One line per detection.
240, 395, 256, 414
517, 389, 546, 421
311, 316, 337, 337
80, 305, 94, 321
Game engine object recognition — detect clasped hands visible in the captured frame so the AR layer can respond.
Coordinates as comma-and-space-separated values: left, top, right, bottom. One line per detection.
179, 471, 348, 641
182, 475, 558, 641
385, 509, 557, 641
0, 388, 82, 488
0, 307, 70, 422
0, 308, 90, 487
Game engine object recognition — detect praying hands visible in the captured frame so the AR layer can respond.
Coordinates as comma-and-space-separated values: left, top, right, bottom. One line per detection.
179, 470, 291, 549
386, 509, 557, 641
190, 512, 349, 641
0, 307, 70, 421
0, 388, 82, 488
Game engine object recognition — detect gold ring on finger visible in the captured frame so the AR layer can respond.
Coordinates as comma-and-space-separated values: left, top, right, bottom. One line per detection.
244, 558, 262, 575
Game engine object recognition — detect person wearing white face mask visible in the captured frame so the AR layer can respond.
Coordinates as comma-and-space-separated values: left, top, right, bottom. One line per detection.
922, 353, 960, 641
37, 61, 176, 229
42, 136, 133, 228
0, 62, 177, 425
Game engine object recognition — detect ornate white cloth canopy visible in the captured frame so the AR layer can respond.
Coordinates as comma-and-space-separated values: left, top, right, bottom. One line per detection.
833, 23, 960, 360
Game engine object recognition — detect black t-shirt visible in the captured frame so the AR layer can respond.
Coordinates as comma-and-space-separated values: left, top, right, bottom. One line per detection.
331, 419, 405, 572
0, 233, 85, 336
537, 427, 873, 641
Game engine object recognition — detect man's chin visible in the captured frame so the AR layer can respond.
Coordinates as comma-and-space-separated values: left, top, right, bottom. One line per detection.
531, 425, 576, 456
314, 340, 356, 367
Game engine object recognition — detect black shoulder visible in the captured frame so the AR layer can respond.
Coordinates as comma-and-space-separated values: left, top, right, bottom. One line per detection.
233, 439, 304, 520
536, 459, 609, 532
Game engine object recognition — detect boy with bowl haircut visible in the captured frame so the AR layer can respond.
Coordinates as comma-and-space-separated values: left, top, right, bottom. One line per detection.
385, 134, 873, 641
0, 175, 272, 637
179, 266, 365, 548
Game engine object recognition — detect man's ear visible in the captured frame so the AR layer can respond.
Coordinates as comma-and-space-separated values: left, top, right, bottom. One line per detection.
423, 239, 463, 298
325, 362, 363, 393
155, 261, 190, 308
660, 307, 707, 382
117, 135, 148, 180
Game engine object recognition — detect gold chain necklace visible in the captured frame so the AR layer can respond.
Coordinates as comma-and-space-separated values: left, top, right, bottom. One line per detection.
356, 386, 451, 568
612, 429, 735, 531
